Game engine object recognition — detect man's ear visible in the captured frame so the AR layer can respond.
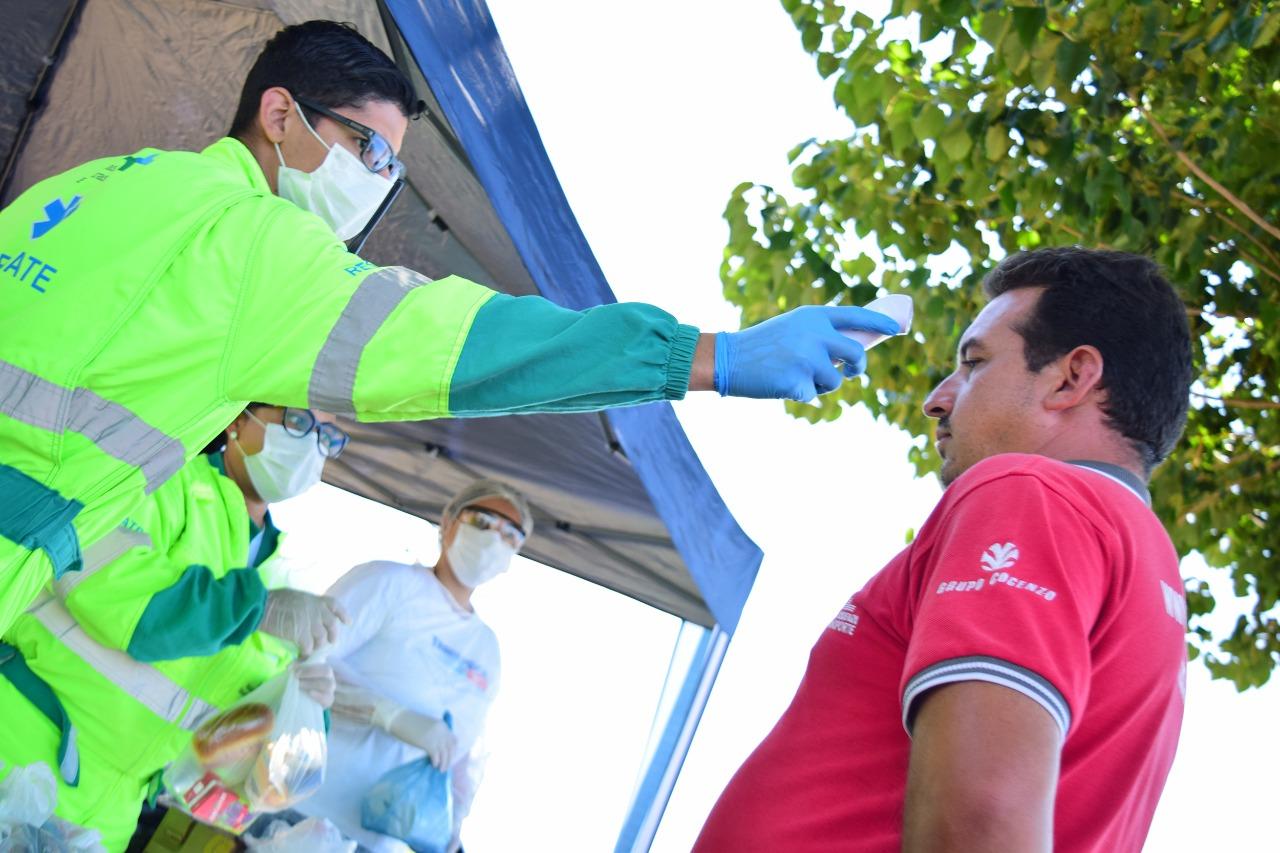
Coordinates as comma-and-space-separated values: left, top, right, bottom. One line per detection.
257, 86, 293, 145
1043, 345, 1105, 413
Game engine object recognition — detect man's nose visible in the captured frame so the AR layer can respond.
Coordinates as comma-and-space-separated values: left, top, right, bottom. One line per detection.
923, 376, 955, 420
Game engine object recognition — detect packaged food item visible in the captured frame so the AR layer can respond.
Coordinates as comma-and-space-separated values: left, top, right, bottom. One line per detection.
162, 669, 326, 832
242, 670, 326, 811
191, 703, 275, 779
161, 752, 256, 833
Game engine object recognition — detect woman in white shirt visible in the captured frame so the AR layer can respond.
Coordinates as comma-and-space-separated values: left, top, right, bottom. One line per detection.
296, 479, 532, 852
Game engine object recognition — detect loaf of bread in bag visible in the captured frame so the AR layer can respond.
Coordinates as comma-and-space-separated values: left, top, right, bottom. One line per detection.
191, 703, 274, 769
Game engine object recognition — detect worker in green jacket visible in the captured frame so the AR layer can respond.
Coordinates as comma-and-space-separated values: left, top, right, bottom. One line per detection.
0, 404, 347, 851
0, 20, 900, 635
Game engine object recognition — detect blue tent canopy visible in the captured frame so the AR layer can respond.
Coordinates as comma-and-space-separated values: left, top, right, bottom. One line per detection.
381, 0, 763, 632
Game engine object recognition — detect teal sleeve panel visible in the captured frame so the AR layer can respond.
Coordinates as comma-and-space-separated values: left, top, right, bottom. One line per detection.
126, 565, 269, 662
448, 294, 700, 415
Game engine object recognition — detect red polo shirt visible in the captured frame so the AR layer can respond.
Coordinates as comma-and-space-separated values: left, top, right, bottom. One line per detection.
695, 454, 1186, 853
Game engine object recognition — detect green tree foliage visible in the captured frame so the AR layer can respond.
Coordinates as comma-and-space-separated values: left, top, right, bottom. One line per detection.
724, 0, 1280, 687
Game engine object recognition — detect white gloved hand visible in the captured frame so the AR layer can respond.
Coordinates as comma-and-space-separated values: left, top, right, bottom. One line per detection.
331, 681, 457, 769
293, 662, 337, 708
331, 680, 399, 728
260, 589, 350, 658
386, 710, 458, 771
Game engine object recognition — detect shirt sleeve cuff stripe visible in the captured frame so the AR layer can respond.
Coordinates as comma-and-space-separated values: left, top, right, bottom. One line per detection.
902, 655, 1071, 739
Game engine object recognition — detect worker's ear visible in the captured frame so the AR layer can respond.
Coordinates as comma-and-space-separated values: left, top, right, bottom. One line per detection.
225, 410, 252, 442
258, 86, 294, 146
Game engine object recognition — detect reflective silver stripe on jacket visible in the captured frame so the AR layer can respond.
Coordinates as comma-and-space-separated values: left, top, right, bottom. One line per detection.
0, 360, 185, 493
60, 726, 79, 786
27, 593, 220, 731
308, 266, 433, 413
54, 527, 154, 597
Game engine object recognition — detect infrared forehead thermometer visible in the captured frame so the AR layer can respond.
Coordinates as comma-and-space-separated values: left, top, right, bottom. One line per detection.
842, 293, 914, 349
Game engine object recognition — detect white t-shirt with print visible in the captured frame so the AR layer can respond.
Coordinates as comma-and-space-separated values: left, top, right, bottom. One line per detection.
296, 561, 500, 852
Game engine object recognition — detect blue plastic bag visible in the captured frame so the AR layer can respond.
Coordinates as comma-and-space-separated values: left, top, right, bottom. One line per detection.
360, 714, 453, 853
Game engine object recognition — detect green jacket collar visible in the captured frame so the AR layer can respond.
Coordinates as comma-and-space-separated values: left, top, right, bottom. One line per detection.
200, 137, 272, 194
248, 512, 282, 569
204, 451, 282, 566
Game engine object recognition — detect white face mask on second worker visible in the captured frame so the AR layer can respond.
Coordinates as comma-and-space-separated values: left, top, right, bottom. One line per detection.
235, 418, 325, 504
447, 524, 518, 589
275, 103, 391, 241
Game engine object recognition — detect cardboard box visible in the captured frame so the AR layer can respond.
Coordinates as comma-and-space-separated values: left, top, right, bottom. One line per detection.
142, 808, 241, 853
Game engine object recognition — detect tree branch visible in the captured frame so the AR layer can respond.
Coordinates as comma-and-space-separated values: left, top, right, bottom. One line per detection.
1184, 489, 1219, 518
1142, 108, 1280, 243
1116, 175, 1280, 281
1191, 391, 1280, 411
1053, 220, 1113, 249
1197, 199, 1280, 269
1182, 458, 1280, 517
1203, 237, 1280, 286
1234, 248, 1280, 286
1186, 305, 1254, 323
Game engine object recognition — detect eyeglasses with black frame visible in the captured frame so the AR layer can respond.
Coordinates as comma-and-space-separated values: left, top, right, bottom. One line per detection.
281, 407, 349, 458
246, 407, 350, 458
294, 96, 405, 180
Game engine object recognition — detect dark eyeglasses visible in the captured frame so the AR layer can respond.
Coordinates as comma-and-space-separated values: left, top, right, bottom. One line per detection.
248, 407, 349, 458
295, 96, 405, 180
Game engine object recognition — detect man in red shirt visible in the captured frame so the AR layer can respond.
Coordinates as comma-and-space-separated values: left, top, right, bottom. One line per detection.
695, 247, 1194, 853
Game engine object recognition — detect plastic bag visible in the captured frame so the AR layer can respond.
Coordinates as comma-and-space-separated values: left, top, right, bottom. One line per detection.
244, 817, 354, 853
361, 758, 452, 853
0, 763, 56, 828
0, 821, 104, 853
0, 823, 64, 853
242, 670, 326, 811
33, 819, 102, 853
163, 668, 327, 832
0, 763, 104, 852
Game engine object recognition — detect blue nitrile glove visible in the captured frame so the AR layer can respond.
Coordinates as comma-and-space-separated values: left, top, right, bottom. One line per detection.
714, 305, 901, 401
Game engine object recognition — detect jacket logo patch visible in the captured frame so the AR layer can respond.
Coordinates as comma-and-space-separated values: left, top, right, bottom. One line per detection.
31, 196, 82, 239
980, 542, 1019, 572
118, 153, 158, 171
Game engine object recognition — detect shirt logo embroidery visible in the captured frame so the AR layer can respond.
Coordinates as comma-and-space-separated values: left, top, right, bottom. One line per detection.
980, 542, 1020, 572
827, 601, 860, 636
940, 541, 1057, 602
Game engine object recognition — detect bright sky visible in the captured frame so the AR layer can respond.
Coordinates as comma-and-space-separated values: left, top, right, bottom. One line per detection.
276, 1, 1279, 850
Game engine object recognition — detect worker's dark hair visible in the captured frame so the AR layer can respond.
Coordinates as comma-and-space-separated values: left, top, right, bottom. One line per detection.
983, 247, 1194, 472
229, 20, 423, 138
201, 403, 272, 456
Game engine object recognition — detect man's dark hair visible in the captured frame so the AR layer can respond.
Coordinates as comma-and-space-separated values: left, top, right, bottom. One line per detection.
229, 20, 422, 138
984, 247, 1194, 472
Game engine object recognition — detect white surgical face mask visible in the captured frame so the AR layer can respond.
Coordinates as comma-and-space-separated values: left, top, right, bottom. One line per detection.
446, 524, 516, 589
237, 422, 325, 504
275, 104, 391, 240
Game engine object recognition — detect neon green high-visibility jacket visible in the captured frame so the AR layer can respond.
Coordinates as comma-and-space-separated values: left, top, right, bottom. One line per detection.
0, 137, 699, 633
0, 452, 295, 852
